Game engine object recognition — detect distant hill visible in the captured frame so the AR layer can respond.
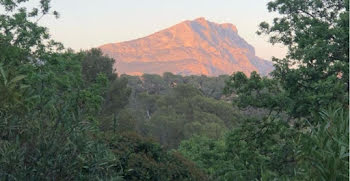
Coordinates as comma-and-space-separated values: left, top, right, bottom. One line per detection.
99, 17, 273, 76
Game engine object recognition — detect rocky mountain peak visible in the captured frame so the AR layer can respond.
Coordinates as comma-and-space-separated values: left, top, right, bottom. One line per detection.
99, 17, 273, 76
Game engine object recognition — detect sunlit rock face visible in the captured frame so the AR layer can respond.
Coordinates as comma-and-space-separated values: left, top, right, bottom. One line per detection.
99, 17, 273, 76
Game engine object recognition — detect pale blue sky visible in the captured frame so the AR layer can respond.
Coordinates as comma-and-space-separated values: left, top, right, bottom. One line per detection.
36, 0, 286, 60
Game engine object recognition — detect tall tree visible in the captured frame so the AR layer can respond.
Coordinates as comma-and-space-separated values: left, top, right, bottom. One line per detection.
257, 0, 349, 118
0, 1, 120, 179
81, 48, 116, 83
100, 77, 131, 131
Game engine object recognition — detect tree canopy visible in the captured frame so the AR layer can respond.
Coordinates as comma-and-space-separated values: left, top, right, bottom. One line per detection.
257, 0, 349, 117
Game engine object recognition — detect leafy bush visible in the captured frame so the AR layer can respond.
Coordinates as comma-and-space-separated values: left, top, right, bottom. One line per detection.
104, 132, 209, 181
179, 108, 349, 180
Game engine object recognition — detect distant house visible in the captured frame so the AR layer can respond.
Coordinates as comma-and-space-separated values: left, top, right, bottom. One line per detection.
170, 82, 177, 88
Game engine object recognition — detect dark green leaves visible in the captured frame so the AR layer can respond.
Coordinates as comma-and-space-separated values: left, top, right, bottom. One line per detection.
256, 0, 349, 118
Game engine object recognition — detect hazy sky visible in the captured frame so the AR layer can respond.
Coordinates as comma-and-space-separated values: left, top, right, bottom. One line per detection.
36, 0, 287, 60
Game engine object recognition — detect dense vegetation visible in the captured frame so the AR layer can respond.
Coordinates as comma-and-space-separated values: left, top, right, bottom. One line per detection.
179, 0, 349, 180
0, 0, 348, 180
0, 1, 207, 180
119, 73, 238, 148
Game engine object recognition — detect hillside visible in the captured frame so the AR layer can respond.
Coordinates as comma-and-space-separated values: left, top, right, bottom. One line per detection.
99, 17, 273, 76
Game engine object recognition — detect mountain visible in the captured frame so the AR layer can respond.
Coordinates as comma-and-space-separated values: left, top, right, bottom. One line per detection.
99, 17, 273, 76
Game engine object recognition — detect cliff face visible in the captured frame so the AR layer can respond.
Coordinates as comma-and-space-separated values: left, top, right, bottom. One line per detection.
99, 17, 273, 76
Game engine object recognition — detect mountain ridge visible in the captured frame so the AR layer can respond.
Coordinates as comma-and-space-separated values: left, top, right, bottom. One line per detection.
99, 17, 273, 76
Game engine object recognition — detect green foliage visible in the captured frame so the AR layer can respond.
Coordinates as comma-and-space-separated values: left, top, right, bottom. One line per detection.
1, 0, 348, 180
141, 74, 168, 94
0, 0, 63, 55
104, 77, 132, 114
129, 84, 239, 149
100, 76, 132, 132
257, 0, 349, 118
222, 117, 298, 180
210, 1, 350, 180
179, 108, 349, 180
179, 116, 298, 180
178, 136, 226, 176
296, 107, 349, 181
0, 1, 206, 180
0, 63, 28, 110
82, 48, 116, 83
114, 109, 137, 133
0, 49, 112, 179
104, 132, 209, 181
224, 71, 290, 113
123, 72, 229, 100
